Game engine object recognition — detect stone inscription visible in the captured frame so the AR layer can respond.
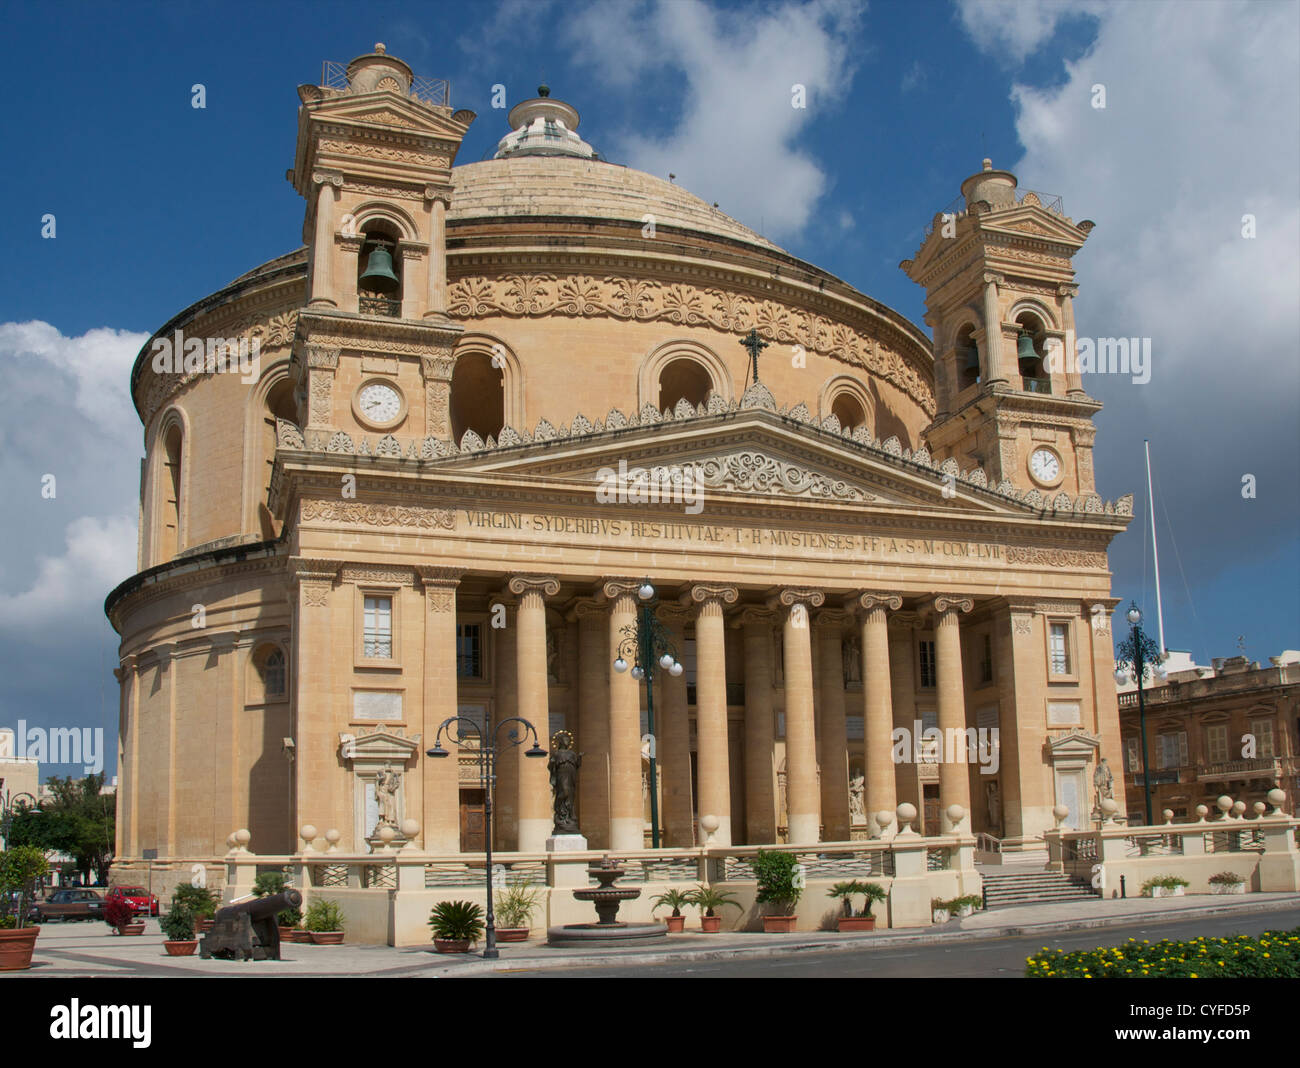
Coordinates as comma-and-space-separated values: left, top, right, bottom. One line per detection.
462, 509, 1011, 561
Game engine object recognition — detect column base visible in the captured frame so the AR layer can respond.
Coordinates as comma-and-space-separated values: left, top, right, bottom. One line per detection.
787, 813, 820, 845
517, 818, 551, 853
609, 817, 643, 850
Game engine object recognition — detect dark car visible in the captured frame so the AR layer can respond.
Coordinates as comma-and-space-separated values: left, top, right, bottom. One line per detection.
30, 888, 104, 923
106, 886, 159, 916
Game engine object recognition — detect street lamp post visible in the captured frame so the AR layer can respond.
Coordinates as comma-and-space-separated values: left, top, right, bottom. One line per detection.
426, 716, 546, 959
1114, 601, 1167, 826
612, 580, 684, 849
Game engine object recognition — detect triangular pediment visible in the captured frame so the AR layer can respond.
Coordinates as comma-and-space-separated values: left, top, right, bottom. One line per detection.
306, 90, 471, 142
978, 204, 1088, 248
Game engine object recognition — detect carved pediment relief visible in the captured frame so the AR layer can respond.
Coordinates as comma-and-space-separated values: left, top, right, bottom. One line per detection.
339, 728, 421, 766
687, 451, 873, 502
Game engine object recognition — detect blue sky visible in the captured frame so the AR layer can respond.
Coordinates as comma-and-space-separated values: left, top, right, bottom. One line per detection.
1, 0, 1296, 779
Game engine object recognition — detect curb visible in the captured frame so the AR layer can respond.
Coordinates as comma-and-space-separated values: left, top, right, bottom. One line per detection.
426, 897, 1300, 976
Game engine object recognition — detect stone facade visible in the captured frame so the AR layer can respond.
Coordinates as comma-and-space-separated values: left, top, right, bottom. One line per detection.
105, 47, 1134, 890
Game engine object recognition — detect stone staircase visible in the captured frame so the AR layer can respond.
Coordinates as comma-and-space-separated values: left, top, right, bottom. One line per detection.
979, 869, 1097, 909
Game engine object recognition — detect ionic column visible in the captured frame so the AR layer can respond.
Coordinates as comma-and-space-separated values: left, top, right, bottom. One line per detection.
737, 608, 778, 844
1059, 284, 1085, 396
981, 272, 1006, 385
604, 580, 644, 850
424, 190, 450, 319
931, 595, 974, 831
490, 594, 518, 850
308, 172, 341, 308
769, 587, 825, 844
688, 584, 739, 846
889, 612, 923, 818
857, 593, 903, 837
509, 575, 560, 852
570, 598, 610, 848
656, 603, 695, 846
418, 567, 464, 852
815, 610, 854, 842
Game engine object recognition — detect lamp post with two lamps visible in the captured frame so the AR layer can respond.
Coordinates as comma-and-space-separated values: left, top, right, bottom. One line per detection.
612, 580, 684, 849
1113, 601, 1167, 826
425, 716, 547, 959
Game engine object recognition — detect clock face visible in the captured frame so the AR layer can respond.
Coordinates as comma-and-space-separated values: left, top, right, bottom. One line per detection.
357, 382, 402, 427
1029, 447, 1061, 484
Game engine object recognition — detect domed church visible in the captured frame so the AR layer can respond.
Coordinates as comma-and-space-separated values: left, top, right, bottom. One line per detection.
106, 46, 1134, 887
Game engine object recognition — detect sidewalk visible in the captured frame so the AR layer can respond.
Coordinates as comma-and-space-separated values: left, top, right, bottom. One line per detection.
7, 892, 1296, 978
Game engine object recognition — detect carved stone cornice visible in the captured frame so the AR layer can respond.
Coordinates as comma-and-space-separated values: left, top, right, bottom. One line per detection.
854, 592, 903, 614
507, 575, 561, 598
766, 587, 825, 610
290, 557, 341, 584
300, 500, 456, 529
341, 564, 415, 586
1034, 599, 1082, 617
415, 566, 465, 589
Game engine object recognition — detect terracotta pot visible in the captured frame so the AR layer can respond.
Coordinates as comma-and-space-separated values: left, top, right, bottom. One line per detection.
291, 929, 312, 943
0, 927, 39, 971
163, 940, 198, 956
495, 927, 529, 943
196, 918, 215, 934
700, 915, 722, 933
278, 925, 295, 941
310, 931, 344, 945
762, 915, 798, 933
118, 922, 146, 936
837, 916, 876, 932
665, 915, 685, 933
434, 938, 472, 954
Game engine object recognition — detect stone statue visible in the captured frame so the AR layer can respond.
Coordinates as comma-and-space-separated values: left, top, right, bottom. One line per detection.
848, 771, 866, 821
843, 635, 862, 685
985, 780, 1002, 832
375, 762, 401, 829
548, 733, 582, 835
546, 630, 559, 683
1093, 757, 1114, 812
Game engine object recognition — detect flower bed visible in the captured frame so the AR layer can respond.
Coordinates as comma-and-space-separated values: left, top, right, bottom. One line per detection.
1026, 928, 1300, 978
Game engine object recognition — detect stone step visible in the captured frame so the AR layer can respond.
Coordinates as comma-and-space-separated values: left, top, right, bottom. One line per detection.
980, 870, 1095, 907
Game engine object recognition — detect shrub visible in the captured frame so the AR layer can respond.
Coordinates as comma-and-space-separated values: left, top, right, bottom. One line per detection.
495, 879, 541, 929
1140, 874, 1190, 896
303, 899, 344, 933
428, 900, 485, 943
160, 907, 195, 941
650, 887, 694, 918
251, 872, 286, 897
1027, 928, 1300, 978
103, 896, 137, 931
753, 850, 801, 914
828, 880, 887, 917
0, 846, 49, 931
688, 884, 741, 918
1208, 871, 1245, 886
171, 883, 218, 919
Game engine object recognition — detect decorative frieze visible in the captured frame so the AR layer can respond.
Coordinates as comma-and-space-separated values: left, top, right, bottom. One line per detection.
300, 500, 456, 528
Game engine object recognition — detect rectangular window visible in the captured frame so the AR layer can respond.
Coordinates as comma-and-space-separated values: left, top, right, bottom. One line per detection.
1251, 718, 1275, 758
979, 633, 994, 684
1125, 737, 1141, 773
1158, 731, 1188, 769
919, 640, 937, 688
363, 595, 393, 659
456, 624, 482, 678
1206, 724, 1228, 764
1048, 622, 1071, 675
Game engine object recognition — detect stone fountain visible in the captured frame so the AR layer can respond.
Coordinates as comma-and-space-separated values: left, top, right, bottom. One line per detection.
546, 855, 668, 946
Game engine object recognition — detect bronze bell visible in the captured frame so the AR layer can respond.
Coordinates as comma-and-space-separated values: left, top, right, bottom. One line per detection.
961, 342, 980, 375
1016, 330, 1037, 372
359, 242, 400, 294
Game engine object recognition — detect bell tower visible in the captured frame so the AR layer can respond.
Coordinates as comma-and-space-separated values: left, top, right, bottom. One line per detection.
902, 160, 1102, 497
285, 45, 477, 447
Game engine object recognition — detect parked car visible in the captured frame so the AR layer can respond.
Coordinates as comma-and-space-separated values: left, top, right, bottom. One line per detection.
30, 888, 105, 923
106, 886, 160, 916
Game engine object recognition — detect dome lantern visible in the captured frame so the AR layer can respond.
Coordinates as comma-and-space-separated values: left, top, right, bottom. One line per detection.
494, 87, 598, 160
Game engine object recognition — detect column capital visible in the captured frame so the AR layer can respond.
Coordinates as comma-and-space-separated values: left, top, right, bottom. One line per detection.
415, 565, 464, 589
766, 587, 825, 611
508, 575, 560, 598
927, 594, 974, 616
599, 577, 643, 602
813, 609, 855, 630
655, 601, 695, 626
565, 596, 606, 624
888, 610, 924, 632
312, 169, 344, 188
731, 605, 776, 628
290, 557, 340, 584
420, 352, 456, 382
982, 271, 1004, 287
684, 583, 739, 609
1057, 283, 1079, 299
852, 591, 903, 614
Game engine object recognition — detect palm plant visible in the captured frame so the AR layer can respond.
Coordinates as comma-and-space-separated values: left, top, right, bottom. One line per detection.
688, 884, 741, 918
650, 887, 694, 918
828, 880, 887, 918
428, 900, 485, 943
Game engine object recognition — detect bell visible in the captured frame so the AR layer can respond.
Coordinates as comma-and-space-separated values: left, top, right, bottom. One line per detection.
1016, 331, 1037, 372
961, 343, 980, 375
359, 243, 400, 294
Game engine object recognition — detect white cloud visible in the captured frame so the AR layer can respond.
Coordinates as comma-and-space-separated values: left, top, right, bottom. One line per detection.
565, 0, 863, 240
955, 0, 1105, 63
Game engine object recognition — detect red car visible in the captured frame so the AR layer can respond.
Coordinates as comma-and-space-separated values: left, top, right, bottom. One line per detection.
106, 886, 159, 916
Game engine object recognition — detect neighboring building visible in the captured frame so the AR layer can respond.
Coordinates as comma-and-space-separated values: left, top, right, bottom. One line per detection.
105, 45, 1137, 891
0, 728, 40, 851
1118, 652, 1300, 822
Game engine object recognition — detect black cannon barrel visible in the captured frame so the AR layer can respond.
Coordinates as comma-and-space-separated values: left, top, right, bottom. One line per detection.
215, 888, 302, 922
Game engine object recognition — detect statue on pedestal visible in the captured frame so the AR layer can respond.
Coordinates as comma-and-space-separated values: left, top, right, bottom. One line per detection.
848, 771, 866, 822
548, 731, 582, 835
374, 762, 401, 831
1092, 757, 1113, 816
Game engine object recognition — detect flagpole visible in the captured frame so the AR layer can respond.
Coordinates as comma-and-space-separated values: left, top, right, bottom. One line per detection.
1144, 439, 1166, 655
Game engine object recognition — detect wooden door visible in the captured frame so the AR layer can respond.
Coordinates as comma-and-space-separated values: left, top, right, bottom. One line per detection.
459, 789, 486, 852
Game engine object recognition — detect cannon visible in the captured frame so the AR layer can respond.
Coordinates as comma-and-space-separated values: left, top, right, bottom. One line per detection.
199, 888, 302, 961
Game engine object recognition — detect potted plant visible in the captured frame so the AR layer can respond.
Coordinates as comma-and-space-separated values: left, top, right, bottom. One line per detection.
303, 899, 345, 944
494, 878, 541, 942
949, 894, 982, 919
0, 845, 49, 971
828, 880, 887, 931
428, 900, 485, 953
650, 887, 694, 933
1141, 875, 1190, 899
160, 907, 198, 956
688, 885, 742, 933
1208, 871, 1247, 895
104, 895, 145, 935
172, 884, 218, 933
251, 871, 301, 939
931, 898, 950, 924
753, 850, 801, 933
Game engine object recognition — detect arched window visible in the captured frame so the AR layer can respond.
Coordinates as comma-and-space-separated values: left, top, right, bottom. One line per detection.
450, 352, 505, 444
1014, 312, 1051, 394
820, 376, 874, 435
159, 422, 183, 561
658, 358, 712, 412
830, 392, 867, 431
955, 322, 981, 392
249, 643, 288, 703
257, 378, 297, 540
357, 224, 402, 318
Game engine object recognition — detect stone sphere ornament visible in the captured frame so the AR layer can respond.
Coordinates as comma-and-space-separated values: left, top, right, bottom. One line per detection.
1162, 809, 1174, 824
324, 828, 341, 852
945, 803, 966, 828
1267, 788, 1286, 814
234, 828, 251, 850
1216, 795, 1233, 816
1253, 802, 1267, 817
1052, 804, 1070, 828
1231, 801, 1247, 818
699, 814, 720, 845
896, 802, 917, 834
1195, 804, 1209, 821
377, 825, 397, 849
400, 818, 419, 838
1100, 798, 1118, 822
875, 809, 894, 830
300, 824, 318, 850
